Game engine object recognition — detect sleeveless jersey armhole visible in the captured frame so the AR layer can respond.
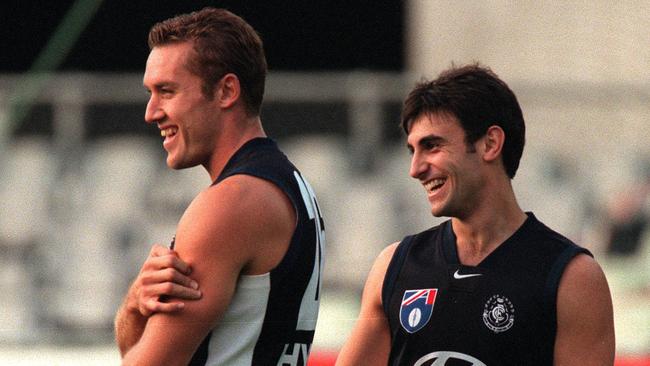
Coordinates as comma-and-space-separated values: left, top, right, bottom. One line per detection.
382, 236, 414, 316
543, 245, 593, 331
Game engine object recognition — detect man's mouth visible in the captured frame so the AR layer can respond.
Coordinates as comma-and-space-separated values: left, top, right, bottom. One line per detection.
423, 178, 446, 193
160, 127, 178, 138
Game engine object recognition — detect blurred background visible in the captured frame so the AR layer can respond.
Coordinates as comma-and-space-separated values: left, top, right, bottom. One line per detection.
1, 0, 649, 364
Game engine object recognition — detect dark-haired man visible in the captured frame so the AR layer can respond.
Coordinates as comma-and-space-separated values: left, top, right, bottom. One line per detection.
337, 64, 614, 365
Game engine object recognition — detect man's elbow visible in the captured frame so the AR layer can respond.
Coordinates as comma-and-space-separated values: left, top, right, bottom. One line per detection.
121, 345, 191, 366
122, 352, 160, 366
121, 345, 154, 366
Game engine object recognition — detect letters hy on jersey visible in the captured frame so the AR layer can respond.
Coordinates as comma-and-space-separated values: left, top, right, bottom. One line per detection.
400, 289, 438, 333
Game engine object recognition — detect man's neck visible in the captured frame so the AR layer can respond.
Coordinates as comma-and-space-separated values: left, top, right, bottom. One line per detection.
204, 114, 266, 182
451, 181, 527, 266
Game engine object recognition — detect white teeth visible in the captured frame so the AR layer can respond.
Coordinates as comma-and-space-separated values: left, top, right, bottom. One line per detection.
424, 178, 446, 192
160, 127, 177, 137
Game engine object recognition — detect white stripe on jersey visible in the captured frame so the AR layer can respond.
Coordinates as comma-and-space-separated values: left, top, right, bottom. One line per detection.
205, 273, 270, 366
293, 171, 325, 331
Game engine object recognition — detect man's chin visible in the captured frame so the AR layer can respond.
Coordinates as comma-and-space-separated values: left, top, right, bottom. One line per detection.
428, 202, 443, 217
167, 157, 201, 170
430, 211, 447, 218
429, 205, 451, 218
166, 157, 186, 170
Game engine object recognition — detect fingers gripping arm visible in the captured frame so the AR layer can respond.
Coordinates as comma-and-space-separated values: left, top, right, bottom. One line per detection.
114, 243, 201, 356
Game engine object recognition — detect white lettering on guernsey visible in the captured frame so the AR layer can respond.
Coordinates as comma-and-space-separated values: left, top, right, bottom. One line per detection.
277, 343, 310, 366
294, 171, 325, 331
413, 351, 486, 366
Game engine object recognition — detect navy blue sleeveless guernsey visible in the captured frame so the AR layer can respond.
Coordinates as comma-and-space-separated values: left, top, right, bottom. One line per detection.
188, 138, 325, 366
382, 213, 590, 366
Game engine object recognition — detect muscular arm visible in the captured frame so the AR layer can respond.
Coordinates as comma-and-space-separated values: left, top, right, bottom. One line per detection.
115, 245, 200, 356
115, 304, 147, 357
554, 254, 615, 366
336, 243, 397, 366
122, 175, 295, 365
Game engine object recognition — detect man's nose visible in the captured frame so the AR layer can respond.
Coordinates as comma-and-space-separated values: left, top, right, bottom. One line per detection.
409, 152, 427, 179
144, 97, 164, 124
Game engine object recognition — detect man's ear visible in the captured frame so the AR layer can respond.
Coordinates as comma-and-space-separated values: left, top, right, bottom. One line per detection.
482, 125, 505, 163
215, 73, 240, 109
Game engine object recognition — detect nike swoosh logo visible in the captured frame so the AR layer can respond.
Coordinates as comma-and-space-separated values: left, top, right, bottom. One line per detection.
453, 269, 482, 279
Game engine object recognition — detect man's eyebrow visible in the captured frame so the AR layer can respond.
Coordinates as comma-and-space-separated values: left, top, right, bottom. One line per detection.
418, 135, 445, 146
144, 81, 179, 91
407, 134, 445, 150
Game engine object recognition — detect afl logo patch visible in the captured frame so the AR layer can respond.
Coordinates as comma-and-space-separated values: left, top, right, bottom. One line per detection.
400, 289, 438, 333
482, 294, 515, 333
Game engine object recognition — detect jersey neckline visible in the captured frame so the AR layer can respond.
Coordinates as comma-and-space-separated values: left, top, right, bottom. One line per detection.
441, 212, 537, 267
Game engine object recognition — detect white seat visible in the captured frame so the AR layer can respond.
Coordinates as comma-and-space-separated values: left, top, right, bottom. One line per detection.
49, 137, 161, 329
0, 138, 54, 341
0, 138, 55, 246
324, 177, 394, 288
81, 137, 160, 221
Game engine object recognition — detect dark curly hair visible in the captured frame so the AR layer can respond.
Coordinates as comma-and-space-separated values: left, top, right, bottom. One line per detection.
401, 63, 526, 178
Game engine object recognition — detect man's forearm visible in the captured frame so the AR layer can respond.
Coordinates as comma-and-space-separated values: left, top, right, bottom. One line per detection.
115, 299, 147, 356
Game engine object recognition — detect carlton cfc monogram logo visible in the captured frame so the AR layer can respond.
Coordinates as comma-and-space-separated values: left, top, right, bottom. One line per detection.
482, 294, 515, 333
399, 289, 438, 333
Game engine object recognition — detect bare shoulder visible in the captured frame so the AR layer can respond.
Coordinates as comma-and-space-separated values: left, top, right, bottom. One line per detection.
384, 241, 400, 254
188, 173, 293, 220
180, 174, 294, 240
364, 242, 400, 305
555, 253, 615, 365
369, 242, 399, 282
377, 242, 399, 265
175, 174, 295, 273
556, 253, 613, 327
558, 253, 610, 297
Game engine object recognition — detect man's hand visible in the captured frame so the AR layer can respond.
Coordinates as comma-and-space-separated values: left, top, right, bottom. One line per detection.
127, 244, 202, 316
116, 244, 203, 356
